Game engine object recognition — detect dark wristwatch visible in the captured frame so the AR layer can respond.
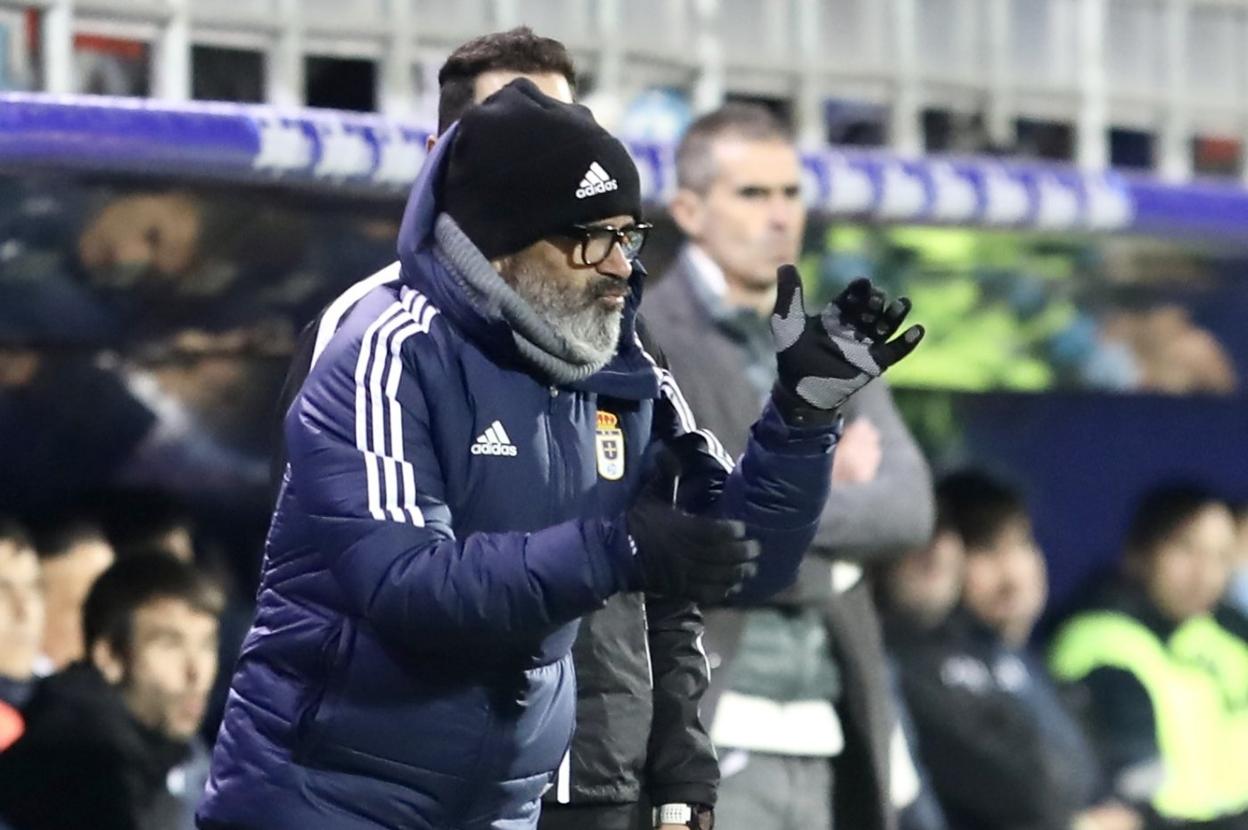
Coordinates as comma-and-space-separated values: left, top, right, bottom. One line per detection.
654, 803, 714, 829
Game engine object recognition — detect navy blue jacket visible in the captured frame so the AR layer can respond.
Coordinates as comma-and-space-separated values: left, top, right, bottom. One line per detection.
197, 131, 837, 830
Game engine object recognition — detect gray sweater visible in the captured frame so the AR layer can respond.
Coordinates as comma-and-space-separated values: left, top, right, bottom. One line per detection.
643, 248, 934, 830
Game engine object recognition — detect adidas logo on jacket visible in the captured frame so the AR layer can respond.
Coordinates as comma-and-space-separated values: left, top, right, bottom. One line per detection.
471, 421, 518, 456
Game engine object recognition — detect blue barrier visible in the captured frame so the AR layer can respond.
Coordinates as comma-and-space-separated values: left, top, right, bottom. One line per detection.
0, 93, 430, 192
4, 92, 1248, 238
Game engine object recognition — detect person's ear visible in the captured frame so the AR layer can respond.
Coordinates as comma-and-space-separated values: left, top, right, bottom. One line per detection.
668, 188, 706, 239
91, 639, 124, 685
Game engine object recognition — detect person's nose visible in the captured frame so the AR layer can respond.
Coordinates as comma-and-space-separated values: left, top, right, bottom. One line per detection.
597, 242, 633, 279
770, 194, 798, 230
191, 647, 218, 692
184, 650, 212, 690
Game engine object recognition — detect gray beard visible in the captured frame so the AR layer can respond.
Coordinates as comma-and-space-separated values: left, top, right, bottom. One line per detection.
508, 260, 623, 366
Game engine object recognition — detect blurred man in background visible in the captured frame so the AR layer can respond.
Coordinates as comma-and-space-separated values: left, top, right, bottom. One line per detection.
878, 505, 965, 830
0, 517, 42, 751
892, 471, 1139, 830
1051, 485, 1248, 829
432, 28, 572, 137
955, 472, 1050, 651
0, 554, 221, 830
94, 487, 251, 745
644, 103, 934, 830
0, 518, 42, 711
880, 507, 965, 640
29, 514, 114, 671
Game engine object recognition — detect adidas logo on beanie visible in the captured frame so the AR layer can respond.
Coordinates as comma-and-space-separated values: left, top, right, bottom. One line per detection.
576, 162, 619, 199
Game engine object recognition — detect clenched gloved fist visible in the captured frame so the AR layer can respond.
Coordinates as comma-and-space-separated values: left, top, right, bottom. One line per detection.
770, 265, 923, 425
625, 445, 759, 604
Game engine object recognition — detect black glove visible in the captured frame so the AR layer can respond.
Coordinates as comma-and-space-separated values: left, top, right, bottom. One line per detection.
625, 445, 760, 604
770, 265, 923, 424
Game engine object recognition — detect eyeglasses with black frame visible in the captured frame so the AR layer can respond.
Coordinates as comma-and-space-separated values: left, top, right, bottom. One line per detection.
559, 222, 653, 267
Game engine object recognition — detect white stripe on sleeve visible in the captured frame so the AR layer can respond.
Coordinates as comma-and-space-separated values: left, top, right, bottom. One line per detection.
355, 302, 405, 520
353, 286, 439, 525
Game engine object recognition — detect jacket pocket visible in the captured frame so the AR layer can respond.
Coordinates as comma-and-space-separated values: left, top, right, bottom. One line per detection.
292, 620, 494, 784
293, 616, 356, 761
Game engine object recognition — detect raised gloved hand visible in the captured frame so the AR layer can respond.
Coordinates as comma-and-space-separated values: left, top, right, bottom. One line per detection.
770, 265, 923, 424
624, 444, 759, 604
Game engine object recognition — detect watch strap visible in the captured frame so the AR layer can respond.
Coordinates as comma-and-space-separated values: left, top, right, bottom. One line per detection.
656, 803, 694, 825
655, 803, 713, 829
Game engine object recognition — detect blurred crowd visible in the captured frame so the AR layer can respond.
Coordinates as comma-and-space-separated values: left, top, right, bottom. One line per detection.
0, 470, 1245, 829
807, 227, 1242, 396
0, 175, 400, 516
0, 494, 234, 830
880, 474, 1248, 830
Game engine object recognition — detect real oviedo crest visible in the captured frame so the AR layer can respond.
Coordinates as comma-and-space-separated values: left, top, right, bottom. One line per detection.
596, 411, 625, 481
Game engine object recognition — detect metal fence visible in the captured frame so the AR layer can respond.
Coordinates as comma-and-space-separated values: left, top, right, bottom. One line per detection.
2, 0, 1248, 183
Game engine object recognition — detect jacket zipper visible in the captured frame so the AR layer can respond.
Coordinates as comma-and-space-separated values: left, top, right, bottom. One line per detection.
545, 385, 563, 524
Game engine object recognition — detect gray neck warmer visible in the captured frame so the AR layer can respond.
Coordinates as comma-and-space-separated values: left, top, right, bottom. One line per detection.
432, 213, 614, 384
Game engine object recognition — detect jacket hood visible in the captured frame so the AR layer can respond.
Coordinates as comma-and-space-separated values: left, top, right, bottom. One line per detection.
395, 125, 659, 399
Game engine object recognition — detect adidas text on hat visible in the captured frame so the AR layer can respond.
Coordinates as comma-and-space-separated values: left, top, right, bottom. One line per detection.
575, 161, 619, 199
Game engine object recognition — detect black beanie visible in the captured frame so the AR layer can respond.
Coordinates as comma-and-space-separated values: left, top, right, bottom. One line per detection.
440, 78, 642, 260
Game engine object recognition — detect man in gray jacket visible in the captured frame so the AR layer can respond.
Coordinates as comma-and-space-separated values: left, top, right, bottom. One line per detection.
645, 104, 935, 830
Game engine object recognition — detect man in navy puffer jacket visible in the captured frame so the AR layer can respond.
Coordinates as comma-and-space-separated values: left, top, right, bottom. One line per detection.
197, 80, 922, 830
